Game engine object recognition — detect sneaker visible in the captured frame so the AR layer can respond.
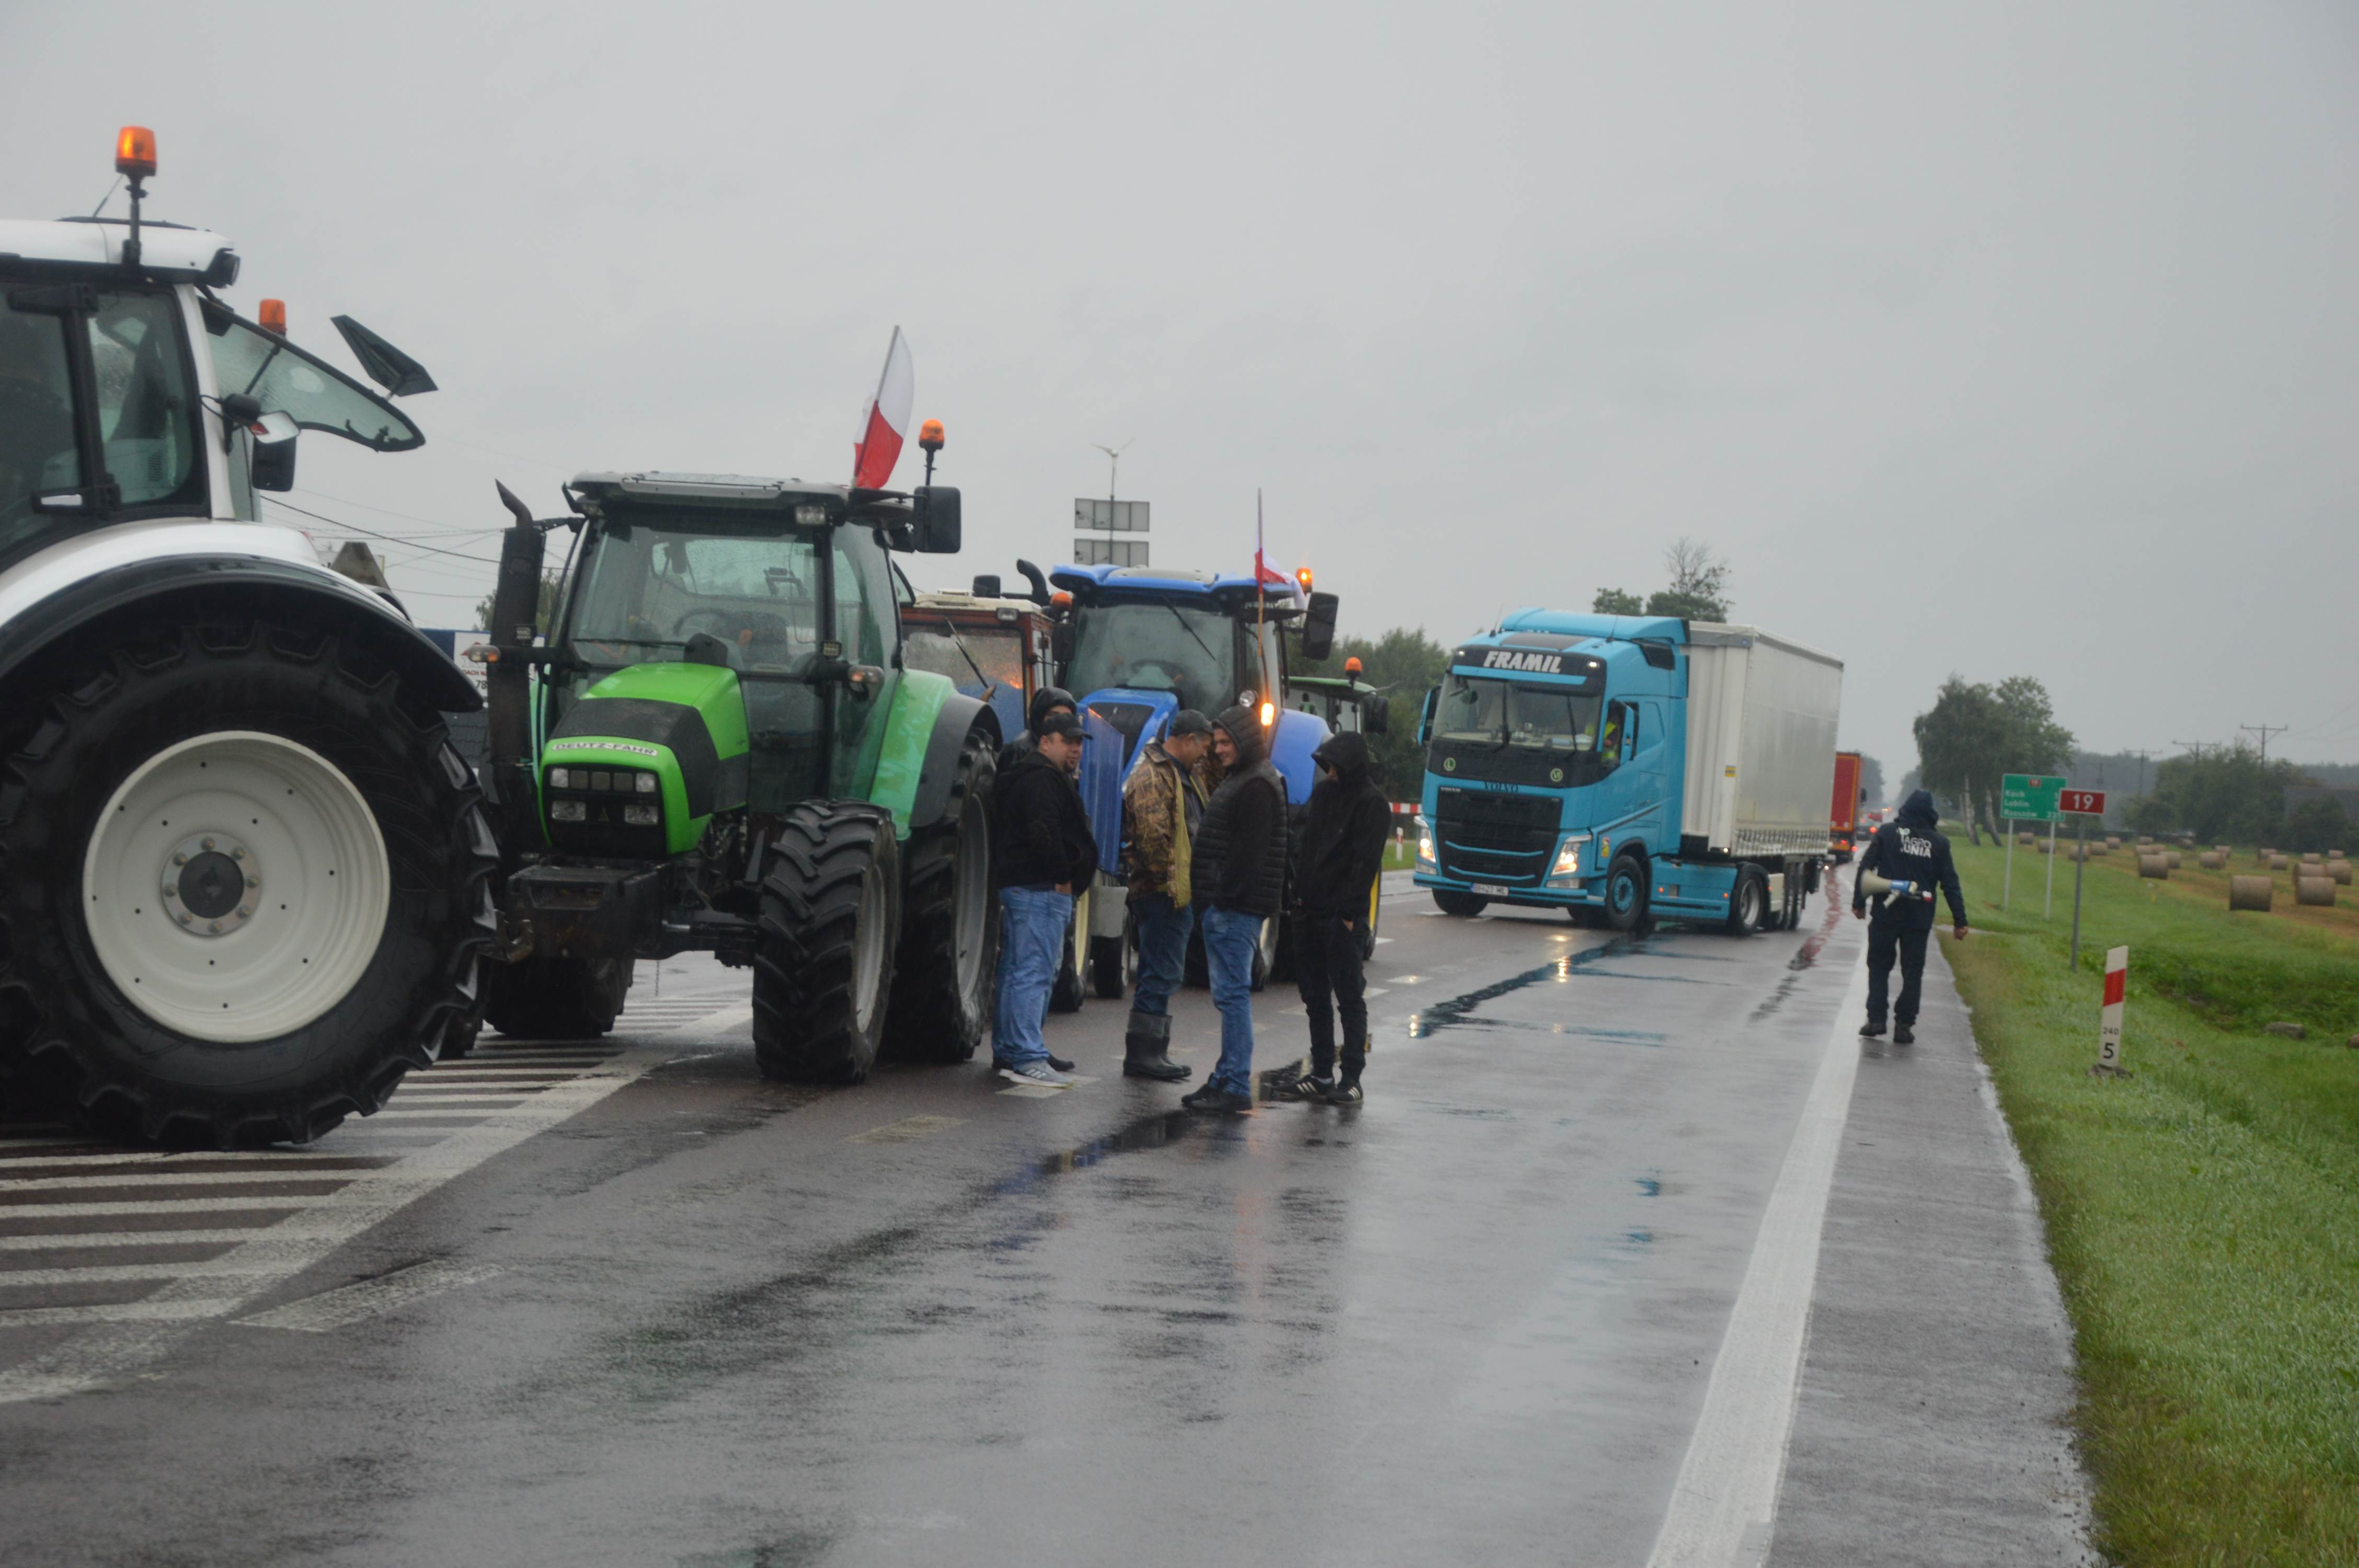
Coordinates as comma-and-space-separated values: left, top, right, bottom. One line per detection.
1324, 1080, 1363, 1105
1266, 1071, 1333, 1102
1181, 1083, 1252, 1113
998, 1061, 1075, 1087
1858, 1019, 1885, 1039
1893, 1024, 1915, 1046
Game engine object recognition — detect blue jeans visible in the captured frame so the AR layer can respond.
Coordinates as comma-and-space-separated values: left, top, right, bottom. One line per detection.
1199, 905, 1263, 1094
1128, 893, 1194, 1018
993, 886, 1071, 1066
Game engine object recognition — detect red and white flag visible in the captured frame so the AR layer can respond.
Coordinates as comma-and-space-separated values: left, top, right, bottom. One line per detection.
1252, 489, 1292, 590
851, 327, 914, 491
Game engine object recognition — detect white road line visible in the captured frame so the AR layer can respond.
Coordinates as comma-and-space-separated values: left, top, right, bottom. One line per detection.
233, 1260, 505, 1333
1644, 949, 1869, 1568
0, 1261, 291, 1287
0, 999, 746, 1403
0, 1171, 366, 1193
845, 1114, 965, 1146
0, 1297, 247, 1329
0, 1195, 339, 1219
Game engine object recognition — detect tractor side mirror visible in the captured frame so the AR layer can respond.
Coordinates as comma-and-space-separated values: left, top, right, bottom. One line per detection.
1416, 687, 1438, 746
1300, 591, 1339, 662
249, 410, 299, 492
912, 486, 961, 554
1360, 690, 1391, 736
846, 664, 887, 702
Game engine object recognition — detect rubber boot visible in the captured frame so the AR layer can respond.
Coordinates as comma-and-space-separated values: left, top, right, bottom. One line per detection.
1123, 1011, 1190, 1081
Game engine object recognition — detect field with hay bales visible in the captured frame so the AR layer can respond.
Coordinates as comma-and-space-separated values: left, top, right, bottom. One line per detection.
1939, 832, 2359, 1564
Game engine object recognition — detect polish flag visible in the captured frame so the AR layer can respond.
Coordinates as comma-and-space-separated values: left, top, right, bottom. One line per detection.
851, 327, 914, 491
1252, 489, 1292, 590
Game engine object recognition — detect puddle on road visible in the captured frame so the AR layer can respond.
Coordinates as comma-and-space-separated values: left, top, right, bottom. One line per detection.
1039, 1110, 1197, 1175
1405, 941, 1695, 1040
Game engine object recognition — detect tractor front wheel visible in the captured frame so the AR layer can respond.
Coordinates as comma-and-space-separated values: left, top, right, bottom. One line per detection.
753, 803, 900, 1083
884, 731, 997, 1064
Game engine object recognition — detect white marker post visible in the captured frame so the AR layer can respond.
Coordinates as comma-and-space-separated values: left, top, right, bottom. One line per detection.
2096, 946, 2128, 1075
2003, 818, 2014, 910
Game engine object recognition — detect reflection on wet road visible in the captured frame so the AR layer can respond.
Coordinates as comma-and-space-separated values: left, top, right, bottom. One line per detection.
0, 885, 1866, 1567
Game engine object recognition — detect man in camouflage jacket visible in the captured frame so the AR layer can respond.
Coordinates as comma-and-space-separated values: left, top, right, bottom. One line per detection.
1118, 709, 1213, 1079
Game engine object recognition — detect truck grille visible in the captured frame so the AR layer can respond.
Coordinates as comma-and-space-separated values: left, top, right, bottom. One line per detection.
1434, 787, 1559, 885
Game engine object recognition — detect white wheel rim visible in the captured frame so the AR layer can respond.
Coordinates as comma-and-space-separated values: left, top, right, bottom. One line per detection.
853, 858, 888, 1033
953, 800, 989, 997
82, 731, 391, 1043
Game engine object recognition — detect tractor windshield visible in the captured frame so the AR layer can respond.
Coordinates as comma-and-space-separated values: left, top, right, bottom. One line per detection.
904, 617, 1023, 701
1066, 599, 1236, 716
566, 524, 823, 671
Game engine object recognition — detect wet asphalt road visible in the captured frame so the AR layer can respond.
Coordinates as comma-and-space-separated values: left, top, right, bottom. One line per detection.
0, 874, 2057, 1566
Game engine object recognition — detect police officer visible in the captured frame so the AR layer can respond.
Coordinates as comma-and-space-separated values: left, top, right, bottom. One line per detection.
1853, 788, 1968, 1045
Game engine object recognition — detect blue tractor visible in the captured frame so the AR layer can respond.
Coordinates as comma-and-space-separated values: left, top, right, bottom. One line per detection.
1050, 562, 1365, 995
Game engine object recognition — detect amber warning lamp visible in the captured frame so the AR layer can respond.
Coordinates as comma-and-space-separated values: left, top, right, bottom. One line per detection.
918, 418, 945, 485
259, 299, 288, 336
1344, 656, 1364, 678
1295, 566, 1314, 591
113, 126, 158, 269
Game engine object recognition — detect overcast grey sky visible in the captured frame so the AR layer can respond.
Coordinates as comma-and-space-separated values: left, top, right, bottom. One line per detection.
6, 1, 2354, 775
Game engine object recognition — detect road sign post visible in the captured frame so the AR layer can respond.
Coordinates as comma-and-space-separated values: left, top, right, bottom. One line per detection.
2001, 775, 2068, 920
2003, 817, 2014, 909
2058, 789, 2106, 970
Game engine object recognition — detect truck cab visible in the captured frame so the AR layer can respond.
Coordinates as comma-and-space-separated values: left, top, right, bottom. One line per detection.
1414, 610, 1840, 935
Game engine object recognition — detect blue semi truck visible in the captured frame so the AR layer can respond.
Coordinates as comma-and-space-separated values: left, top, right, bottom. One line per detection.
1413, 610, 1843, 933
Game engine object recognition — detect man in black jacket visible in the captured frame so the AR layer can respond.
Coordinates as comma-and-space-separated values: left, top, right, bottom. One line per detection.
990, 710, 1097, 1085
1853, 788, 1969, 1045
1180, 707, 1288, 1113
1272, 732, 1392, 1104
996, 685, 1076, 773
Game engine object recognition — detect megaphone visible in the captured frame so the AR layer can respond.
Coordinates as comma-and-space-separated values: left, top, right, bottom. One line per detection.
1858, 868, 1931, 901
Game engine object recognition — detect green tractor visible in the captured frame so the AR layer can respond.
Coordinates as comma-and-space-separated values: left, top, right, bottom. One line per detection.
472, 467, 999, 1080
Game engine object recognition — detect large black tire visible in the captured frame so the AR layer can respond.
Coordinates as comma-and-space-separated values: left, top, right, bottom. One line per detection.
1050, 910, 1085, 1013
0, 619, 498, 1147
1604, 852, 1650, 933
1725, 866, 1770, 936
1432, 889, 1487, 917
1089, 934, 1128, 1000
481, 955, 630, 1039
753, 803, 900, 1083
883, 731, 997, 1064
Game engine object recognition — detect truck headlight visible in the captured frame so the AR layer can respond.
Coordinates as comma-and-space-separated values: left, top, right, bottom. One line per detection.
1551, 835, 1588, 878
1416, 818, 1436, 869
550, 800, 587, 823
623, 803, 660, 826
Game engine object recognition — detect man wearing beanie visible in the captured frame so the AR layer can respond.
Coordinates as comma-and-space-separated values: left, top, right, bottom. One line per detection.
1272, 731, 1392, 1104
1118, 709, 1213, 1080
1180, 707, 1287, 1113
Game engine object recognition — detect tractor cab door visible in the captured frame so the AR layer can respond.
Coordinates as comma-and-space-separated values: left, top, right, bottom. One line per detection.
828, 529, 901, 797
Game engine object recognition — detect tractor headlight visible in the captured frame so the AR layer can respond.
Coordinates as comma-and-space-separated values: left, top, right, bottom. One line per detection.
548, 767, 571, 789
634, 772, 658, 794
623, 803, 660, 826
550, 800, 587, 823
1416, 818, 1436, 870
1547, 833, 1591, 886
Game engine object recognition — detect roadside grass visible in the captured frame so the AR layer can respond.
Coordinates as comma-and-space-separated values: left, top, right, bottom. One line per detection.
1383, 836, 1417, 872
1941, 836, 2359, 1565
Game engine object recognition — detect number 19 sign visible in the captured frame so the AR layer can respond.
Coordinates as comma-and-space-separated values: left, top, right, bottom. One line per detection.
2059, 789, 2106, 816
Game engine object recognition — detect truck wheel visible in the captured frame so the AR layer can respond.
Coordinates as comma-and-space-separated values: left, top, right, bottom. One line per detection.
0, 620, 498, 1147
1432, 889, 1487, 917
1050, 910, 1085, 1013
1726, 867, 1770, 935
1604, 854, 1649, 933
884, 731, 997, 1064
753, 803, 900, 1083
482, 955, 629, 1040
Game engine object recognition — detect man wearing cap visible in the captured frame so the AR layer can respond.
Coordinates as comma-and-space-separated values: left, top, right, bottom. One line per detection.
1181, 707, 1288, 1113
989, 709, 1096, 1086
1118, 710, 1213, 1080
997, 685, 1077, 774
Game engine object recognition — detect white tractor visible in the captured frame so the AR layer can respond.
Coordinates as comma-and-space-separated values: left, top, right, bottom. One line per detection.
0, 129, 494, 1146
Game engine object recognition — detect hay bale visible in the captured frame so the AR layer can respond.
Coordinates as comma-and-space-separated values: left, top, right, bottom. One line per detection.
2296, 875, 2336, 907
2199, 851, 2226, 870
2037, 839, 2053, 855
2330, 848, 2347, 860
2165, 851, 2182, 869
2017, 832, 2035, 846
2140, 854, 2171, 880
2137, 836, 2155, 846
2269, 854, 2291, 871
2332, 861, 2353, 886
2215, 845, 2230, 854
2229, 875, 2274, 911
2302, 852, 2323, 866
2264, 1022, 2308, 1040
2105, 836, 2121, 849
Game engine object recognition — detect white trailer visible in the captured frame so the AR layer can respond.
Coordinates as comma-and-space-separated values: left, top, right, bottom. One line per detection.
1681, 624, 1846, 860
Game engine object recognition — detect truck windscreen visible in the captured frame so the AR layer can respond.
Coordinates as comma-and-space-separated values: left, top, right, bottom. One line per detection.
1427, 673, 1611, 788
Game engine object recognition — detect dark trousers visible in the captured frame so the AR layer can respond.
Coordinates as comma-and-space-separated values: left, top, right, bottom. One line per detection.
1865, 918, 1930, 1027
1294, 915, 1368, 1083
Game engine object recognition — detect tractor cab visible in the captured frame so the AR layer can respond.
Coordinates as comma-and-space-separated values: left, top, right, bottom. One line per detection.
902, 573, 1058, 746
1288, 659, 1392, 738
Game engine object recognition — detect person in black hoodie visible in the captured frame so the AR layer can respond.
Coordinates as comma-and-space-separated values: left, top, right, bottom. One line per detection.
1179, 706, 1288, 1113
1852, 787, 1968, 1045
989, 710, 1097, 1085
997, 685, 1077, 773
1272, 732, 1392, 1104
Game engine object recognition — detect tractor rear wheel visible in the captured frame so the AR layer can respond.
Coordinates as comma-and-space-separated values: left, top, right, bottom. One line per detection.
0, 619, 497, 1146
753, 803, 900, 1083
883, 731, 997, 1064
482, 955, 631, 1040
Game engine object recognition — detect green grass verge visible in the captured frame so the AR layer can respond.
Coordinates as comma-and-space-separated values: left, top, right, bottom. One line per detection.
1383, 836, 1417, 872
1941, 836, 2359, 1564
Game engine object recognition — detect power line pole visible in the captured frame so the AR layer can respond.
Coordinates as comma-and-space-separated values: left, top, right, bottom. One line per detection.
2240, 723, 2287, 760
2171, 740, 2213, 760
2127, 747, 2156, 797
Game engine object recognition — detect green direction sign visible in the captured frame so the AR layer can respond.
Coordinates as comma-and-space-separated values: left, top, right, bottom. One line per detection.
2001, 773, 2068, 822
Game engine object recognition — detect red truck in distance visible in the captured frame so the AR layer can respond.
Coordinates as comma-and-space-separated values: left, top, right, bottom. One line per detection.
1829, 751, 1863, 863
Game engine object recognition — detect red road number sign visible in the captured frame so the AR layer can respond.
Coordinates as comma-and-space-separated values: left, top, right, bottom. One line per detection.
2059, 789, 2106, 815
